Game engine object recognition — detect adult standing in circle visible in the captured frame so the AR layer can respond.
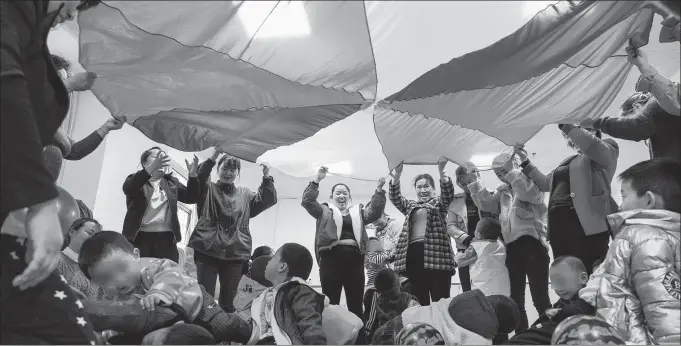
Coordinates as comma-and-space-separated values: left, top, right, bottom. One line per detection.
518, 125, 619, 274
188, 148, 277, 312
122, 147, 201, 263
301, 166, 387, 318
1, 1, 103, 344
389, 157, 456, 306
46, 54, 126, 218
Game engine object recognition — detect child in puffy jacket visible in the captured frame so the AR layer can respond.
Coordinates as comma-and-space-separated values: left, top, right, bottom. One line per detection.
580, 158, 681, 344
455, 218, 509, 297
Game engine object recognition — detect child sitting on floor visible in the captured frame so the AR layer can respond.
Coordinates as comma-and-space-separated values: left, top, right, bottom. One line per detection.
80, 232, 254, 345
506, 256, 594, 345
247, 243, 327, 345
364, 268, 420, 343
580, 158, 681, 344
454, 217, 510, 297
234, 255, 273, 322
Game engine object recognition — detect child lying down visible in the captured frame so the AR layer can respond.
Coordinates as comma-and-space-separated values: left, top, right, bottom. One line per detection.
80, 234, 360, 345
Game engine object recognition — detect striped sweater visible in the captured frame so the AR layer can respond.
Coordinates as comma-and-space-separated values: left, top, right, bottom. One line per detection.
365, 251, 391, 286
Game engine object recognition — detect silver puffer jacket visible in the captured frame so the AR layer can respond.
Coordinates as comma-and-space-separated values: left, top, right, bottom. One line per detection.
580, 209, 680, 344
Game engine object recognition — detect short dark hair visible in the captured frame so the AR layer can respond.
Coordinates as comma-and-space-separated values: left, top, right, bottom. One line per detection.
330, 183, 351, 199
62, 217, 101, 250
476, 217, 502, 240
51, 54, 71, 73
413, 173, 435, 188
619, 158, 681, 213
217, 155, 241, 172
77, 0, 102, 12
165, 323, 215, 345
140, 146, 163, 165
551, 256, 587, 273
278, 243, 313, 280
252, 246, 274, 261
79, 231, 134, 279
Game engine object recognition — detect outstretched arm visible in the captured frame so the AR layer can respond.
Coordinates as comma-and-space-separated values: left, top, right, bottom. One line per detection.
249, 176, 277, 218
301, 182, 324, 219
560, 125, 619, 167
505, 170, 545, 204
467, 180, 501, 214
389, 179, 411, 215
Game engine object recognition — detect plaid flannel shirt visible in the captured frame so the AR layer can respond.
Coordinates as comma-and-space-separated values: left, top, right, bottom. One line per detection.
389, 177, 456, 274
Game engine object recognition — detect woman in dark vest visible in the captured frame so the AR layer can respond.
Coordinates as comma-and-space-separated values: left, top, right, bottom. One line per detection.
301, 166, 387, 318
187, 148, 277, 312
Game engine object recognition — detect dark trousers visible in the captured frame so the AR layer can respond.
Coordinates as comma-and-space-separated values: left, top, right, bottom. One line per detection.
506, 235, 552, 333
319, 245, 365, 319
405, 242, 452, 306
457, 249, 472, 292
549, 206, 610, 275
1, 234, 99, 345
133, 231, 179, 263
194, 250, 244, 313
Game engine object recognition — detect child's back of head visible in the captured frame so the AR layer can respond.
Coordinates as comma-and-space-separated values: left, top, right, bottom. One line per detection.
475, 217, 502, 241
549, 256, 588, 301
265, 243, 313, 285
618, 158, 681, 213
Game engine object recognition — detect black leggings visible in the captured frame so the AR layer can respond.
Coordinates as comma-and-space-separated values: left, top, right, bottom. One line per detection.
506, 235, 552, 333
405, 242, 452, 306
457, 249, 472, 292
549, 205, 610, 275
133, 231, 179, 263
319, 245, 365, 319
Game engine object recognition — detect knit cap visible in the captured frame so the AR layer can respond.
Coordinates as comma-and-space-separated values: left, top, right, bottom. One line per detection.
486, 295, 520, 334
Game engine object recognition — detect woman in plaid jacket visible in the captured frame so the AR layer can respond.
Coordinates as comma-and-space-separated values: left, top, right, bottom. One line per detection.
388, 157, 457, 305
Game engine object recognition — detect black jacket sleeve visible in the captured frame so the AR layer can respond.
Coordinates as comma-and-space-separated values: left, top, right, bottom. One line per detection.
0, 1, 57, 223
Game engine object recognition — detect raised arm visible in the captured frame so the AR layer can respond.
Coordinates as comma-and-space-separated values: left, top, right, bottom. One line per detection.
177, 155, 200, 204
438, 175, 455, 211
362, 178, 387, 224
591, 111, 655, 142
467, 180, 501, 214
195, 154, 217, 200
301, 182, 324, 219
516, 145, 552, 193
560, 125, 619, 167
505, 169, 545, 204
628, 47, 680, 116
63, 130, 105, 160
249, 175, 277, 218
0, 1, 59, 221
